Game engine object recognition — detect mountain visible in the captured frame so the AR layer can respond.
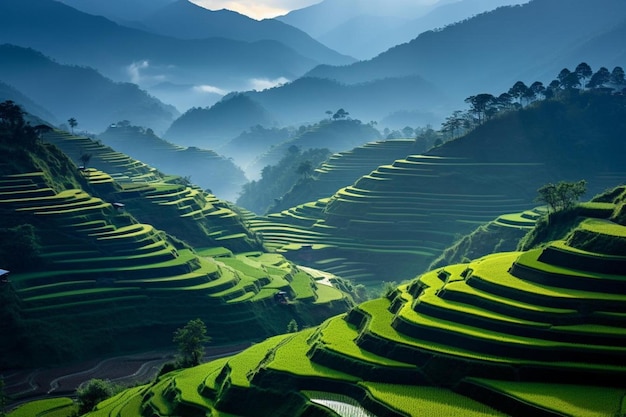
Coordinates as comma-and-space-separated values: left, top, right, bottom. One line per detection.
136, 0, 354, 66
306, 0, 626, 102
0, 80, 57, 124
164, 94, 276, 148
280, 0, 528, 59
57, 185, 626, 417
176, 75, 445, 142
98, 123, 248, 202
248, 90, 626, 285
0, 107, 353, 368
56, 0, 176, 23
0, 44, 178, 133
0, 0, 332, 112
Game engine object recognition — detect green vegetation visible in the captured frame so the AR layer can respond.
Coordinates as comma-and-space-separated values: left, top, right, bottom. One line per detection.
25, 182, 618, 417
173, 318, 211, 368
0, 109, 355, 370
237, 147, 331, 215
76, 379, 120, 414
6, 397, 75, 417
536, 179, 587, 213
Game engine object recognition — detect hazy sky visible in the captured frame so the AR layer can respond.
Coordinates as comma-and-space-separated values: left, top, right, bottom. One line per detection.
189, 0, 321, 19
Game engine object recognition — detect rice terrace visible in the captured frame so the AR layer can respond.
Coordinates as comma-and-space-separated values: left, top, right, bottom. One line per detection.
2, 0, 626, 416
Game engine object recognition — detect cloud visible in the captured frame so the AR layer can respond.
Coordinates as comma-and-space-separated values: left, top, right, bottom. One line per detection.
248, 77, 289, 91
193, 84, 229, 95
127, 60, 150, 84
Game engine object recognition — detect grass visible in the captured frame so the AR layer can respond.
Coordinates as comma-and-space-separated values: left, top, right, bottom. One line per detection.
362, 383, 506, 417
7, 397, 76, 417
467, 378, 626, 417
267, 329, 359, 381
317, 316, 415, 368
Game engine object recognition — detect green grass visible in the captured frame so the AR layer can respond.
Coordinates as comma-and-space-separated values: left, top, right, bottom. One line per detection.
467, 379, 626, 417
317, 316, 414, 368
267, 329, 359, 381
7, 397, 76, 417
362, 383, 506, 417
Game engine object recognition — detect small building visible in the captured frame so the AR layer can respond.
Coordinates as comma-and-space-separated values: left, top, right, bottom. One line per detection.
0, 269, 10, 283
274, 291, 288, 304
112, 202, 125, 211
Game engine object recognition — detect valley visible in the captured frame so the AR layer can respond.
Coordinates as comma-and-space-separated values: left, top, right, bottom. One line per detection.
1, 0, 626, 416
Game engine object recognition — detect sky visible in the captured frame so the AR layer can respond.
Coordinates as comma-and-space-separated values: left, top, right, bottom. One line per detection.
189, 0, 321, 19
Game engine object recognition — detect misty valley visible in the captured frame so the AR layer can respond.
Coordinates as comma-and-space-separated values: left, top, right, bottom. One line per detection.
2, 0, 626, 416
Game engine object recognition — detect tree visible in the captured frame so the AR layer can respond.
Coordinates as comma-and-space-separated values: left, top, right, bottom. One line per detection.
286, 319, 298, 333
68, 117, 78, 134
76, 379, 118, 414
296, 160, 314, 179
0, 100, 24, 128
332, 108, 349, 120
610, 66, 625, 86
79, 153, 92, 168
575, 62, 593, 89
508, 81, 530, 105
536, 180, 586, 213
465, 93, 495, 124
173, 318, 211, 367
588, 67, 611, 89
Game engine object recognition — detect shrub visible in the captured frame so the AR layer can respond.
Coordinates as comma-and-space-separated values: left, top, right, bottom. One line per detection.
76, 379, 119, 413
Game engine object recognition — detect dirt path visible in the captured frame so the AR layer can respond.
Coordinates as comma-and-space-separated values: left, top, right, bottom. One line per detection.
3, 343, 251, 404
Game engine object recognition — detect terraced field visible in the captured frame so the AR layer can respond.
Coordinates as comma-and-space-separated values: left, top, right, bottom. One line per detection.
271, 139, 419, 212
97, 125, 247, 202
42, 130, 261, 253
75, 190, 626, 417
251, 151, 625, 284
0, 135, 354, 365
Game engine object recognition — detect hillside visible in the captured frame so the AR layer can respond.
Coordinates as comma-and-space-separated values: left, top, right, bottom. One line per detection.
0, 105, 354, 369
0, 0, 329, 112
97, 123, 247, 202
246, 118, 384, 178
43, 184, 626, 417
248, 91, 626, 285
136, 0, 353, 66
0, 44, 179, 134
283, 0, 528, 59
164, 94, 276, 148
269, 138, 426, 213
247, 0, 626, 128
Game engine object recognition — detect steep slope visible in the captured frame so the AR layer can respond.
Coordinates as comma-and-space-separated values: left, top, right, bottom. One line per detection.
98, 123, 247, 202
0, 111, 354, 368
249, 92, 626, 284
164, 94, 276, 148
0, 0, 320, 110
78, 186, 626, 417
314, 0, 529, 59
269, 139, 425, 213
0, 45, 179, 134
137, 0, 354, 66
304, 0, 626, 112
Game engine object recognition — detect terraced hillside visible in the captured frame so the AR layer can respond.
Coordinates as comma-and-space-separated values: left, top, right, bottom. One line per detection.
0, 168, 352, 366
98, 124, 247, 202
0, 122, 354, 368
250, 93, 626, 285
269, 139, 421, 213
68, 185, 626, 417
42, 129, 262, 253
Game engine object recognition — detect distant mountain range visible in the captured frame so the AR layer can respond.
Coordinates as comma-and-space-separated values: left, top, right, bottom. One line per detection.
187, 0, 624, 139
0, 44, 178, 133
0, 0, 353, 113
278, 0, 529, 59
306, 0, 626, 98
